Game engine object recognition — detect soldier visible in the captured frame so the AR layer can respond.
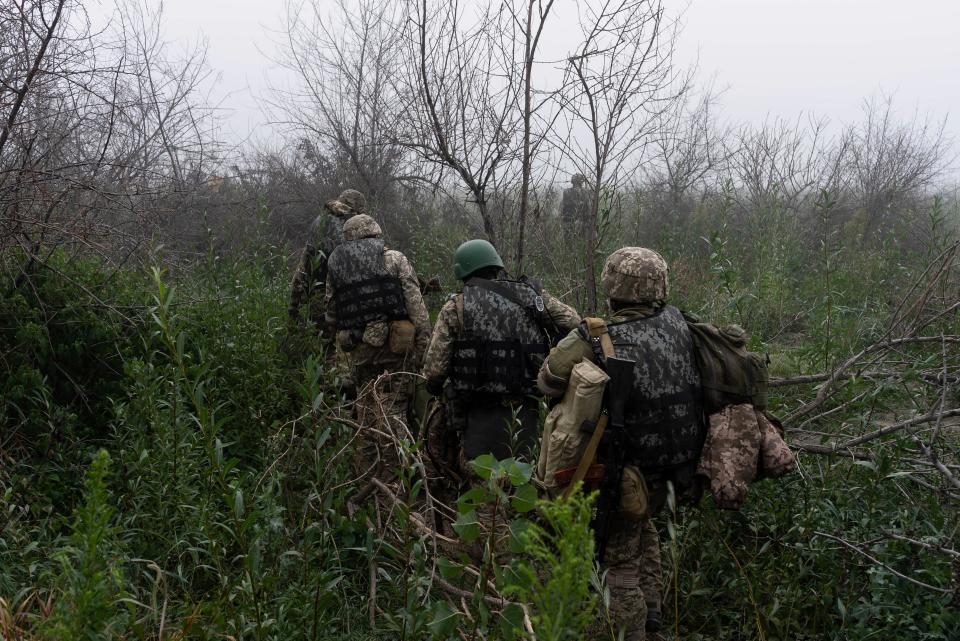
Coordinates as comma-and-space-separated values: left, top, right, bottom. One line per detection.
422, 239, 580, 472
537, 247, 706, 641
560, 173, 590, 234
324, 214, 432, 474
288, 189, 367, 332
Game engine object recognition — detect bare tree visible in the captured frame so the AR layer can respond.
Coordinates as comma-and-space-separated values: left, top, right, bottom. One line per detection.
1, 0, 219, 293
729, 115, 840, 218
646, 85, 730, 223
561, 0, 688, 312
270, 0, 411, 208
399, 0, 523, 247
842, 95, 951, 240
503, 0, 558, 272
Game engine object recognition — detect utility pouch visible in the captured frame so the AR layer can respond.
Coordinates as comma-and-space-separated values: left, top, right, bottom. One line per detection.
362, 320, 389, 347
537, 359, 609, 493
388, 319, 416, 354
619, 465, 649, 520
337, 329, 359, 351
685, 318, 770, 412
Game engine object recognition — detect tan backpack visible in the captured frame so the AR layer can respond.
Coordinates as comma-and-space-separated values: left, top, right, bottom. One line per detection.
537, 317, 650, 520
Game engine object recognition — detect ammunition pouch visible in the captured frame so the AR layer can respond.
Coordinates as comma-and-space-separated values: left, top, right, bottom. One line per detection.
388, 319, 416, 355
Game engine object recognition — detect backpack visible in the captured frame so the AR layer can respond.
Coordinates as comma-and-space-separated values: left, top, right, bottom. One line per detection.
683, 317, 769, 414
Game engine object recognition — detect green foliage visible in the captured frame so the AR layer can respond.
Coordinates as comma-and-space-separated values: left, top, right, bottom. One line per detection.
1, 190, 957, 640
43, 450, 130, 640
501, 490, 598, 641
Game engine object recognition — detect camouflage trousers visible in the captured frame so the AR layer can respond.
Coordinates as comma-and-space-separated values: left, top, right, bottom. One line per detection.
591, 516, 662, 641
346, 343, 416, 482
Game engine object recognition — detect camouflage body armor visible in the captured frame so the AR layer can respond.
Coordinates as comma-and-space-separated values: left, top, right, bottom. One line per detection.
451, 279, 550, 395
602, 305, 705, 470
326, 238, 407, 330
450, 278, 550, 460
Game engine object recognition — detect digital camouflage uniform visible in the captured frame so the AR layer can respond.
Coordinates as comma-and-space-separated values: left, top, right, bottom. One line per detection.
422, 279, 581, 465
324, 214, 432, 477
421, 264, 580, 556
288, 189, 367, 329
537, 247, 703, 641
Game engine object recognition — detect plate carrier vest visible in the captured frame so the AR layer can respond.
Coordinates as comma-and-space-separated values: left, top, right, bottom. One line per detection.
326, 238, 407, 330
598, 305, 706, 470
450, 278, 550, 396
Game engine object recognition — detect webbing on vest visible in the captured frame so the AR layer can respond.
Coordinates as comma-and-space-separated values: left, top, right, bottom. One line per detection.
450, 278, 550, 396
334, 276, 406, 329
605, 306, 705, 470
327, 238, 408, 330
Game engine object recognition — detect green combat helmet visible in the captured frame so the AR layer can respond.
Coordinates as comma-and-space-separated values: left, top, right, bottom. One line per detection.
338, 189, 366, 214
453, 239, 504, 281
342, 214, 382, 241
601, 246, 669, 303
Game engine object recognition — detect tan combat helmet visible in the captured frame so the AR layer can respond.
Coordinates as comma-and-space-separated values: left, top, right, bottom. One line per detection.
325, 198, 352, 217
338, 189, 366, 214
342, 214, 382, 241
601, 246, 669, 303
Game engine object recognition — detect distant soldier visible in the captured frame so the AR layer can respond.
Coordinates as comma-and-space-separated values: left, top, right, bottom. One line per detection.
288, 189, 367, 332
560, 173, 590, 234
422, 239, 580, 472
538, 247, 706, 640
324, 214, 432, 472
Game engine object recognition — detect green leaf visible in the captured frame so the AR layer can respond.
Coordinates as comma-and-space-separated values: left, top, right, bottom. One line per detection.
453, 510, 480, 543
507, 518, 532, 554
429, 600, 459, 638
471, 454, 498, 480
436, 557, 462, 580
498, 603, 526, 640
510, 484, 538, 513
457, 487, 489, 513
506, 460, 534, 487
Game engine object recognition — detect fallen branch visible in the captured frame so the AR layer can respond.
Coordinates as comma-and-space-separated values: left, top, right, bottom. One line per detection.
813, 531, 954, 594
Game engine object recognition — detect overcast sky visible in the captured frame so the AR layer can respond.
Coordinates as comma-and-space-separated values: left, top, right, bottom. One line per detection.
99, 0, 960, 148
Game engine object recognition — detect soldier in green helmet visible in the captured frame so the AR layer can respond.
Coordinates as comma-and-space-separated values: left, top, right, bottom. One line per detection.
538, 246, 709, 641
423, 239, 580, 464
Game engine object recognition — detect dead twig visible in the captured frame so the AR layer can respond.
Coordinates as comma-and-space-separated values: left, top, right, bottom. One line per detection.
813, 531, 954, 594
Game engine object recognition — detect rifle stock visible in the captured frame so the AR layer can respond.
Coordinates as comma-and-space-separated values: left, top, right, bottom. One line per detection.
594, 356, 635, 562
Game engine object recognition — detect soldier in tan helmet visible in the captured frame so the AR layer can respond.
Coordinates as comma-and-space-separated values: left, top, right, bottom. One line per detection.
288, 189, 368, 332
538, 247, 708, 641
324, 214, 432, 476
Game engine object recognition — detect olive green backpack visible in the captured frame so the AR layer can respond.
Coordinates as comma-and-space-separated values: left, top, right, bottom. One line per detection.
683, 317, 769, 414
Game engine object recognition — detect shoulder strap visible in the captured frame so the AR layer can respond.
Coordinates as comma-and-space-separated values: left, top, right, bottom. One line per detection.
583, 317, 616, 359
469, 278, 547, 328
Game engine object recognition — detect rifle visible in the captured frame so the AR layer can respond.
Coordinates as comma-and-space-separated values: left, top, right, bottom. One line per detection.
593, 356, 635, 562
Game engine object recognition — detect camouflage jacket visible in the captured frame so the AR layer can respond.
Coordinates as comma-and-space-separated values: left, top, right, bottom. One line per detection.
324, 245, 432, 364
288, 211, 353, 323
422, 281, 581, 389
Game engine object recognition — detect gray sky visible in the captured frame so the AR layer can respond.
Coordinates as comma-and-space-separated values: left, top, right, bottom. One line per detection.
110, 0, 960, 147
